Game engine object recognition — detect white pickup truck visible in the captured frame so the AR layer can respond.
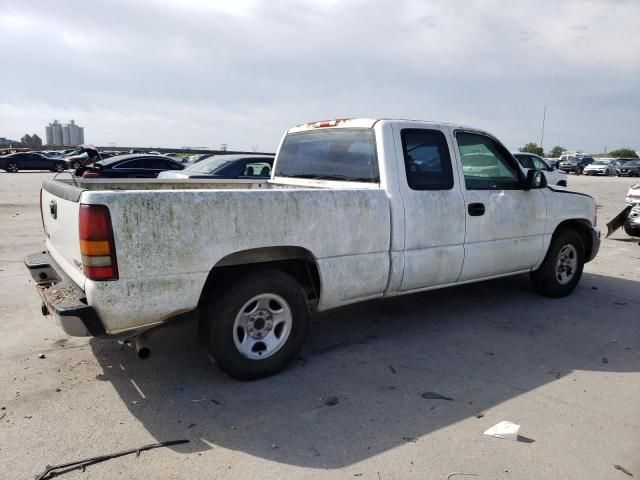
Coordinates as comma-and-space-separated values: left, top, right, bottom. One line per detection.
26, 118, 600, 379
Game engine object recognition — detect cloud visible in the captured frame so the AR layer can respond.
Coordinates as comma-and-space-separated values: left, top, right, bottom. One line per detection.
0, 0, 638, 152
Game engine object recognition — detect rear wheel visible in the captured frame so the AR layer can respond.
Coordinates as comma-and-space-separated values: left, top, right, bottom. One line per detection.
530, 229, 585, 298
6, 161, 19, 172
53, 162, 66, 172
200, 270, 310, 380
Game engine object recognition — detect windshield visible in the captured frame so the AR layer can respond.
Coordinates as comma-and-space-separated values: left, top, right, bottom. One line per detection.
626, 161, 640, 167
592, 161, 608, 165
562, 156, 576, 162
186, 156, 233, 174
274, 128, 379, 182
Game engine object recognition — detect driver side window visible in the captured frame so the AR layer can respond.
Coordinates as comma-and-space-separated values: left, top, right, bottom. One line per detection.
456, 132, 521, 190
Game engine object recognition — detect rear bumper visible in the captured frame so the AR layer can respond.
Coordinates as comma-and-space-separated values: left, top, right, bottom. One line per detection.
24, 251, 106, 337
587, 228, 601, 263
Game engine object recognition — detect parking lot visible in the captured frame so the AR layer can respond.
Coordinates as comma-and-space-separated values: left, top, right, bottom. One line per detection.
0, 173, 638, 479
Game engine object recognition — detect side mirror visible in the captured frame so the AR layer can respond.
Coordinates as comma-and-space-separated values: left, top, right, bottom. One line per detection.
526, 169, 547, 189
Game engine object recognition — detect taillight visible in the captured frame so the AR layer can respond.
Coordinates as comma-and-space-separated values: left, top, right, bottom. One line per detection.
83, 170, 100, 178
79, 204, 118, 280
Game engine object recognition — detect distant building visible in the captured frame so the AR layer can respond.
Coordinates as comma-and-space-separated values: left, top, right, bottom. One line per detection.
45, 119, 84, 146
0, 137, 19, 146
20, 134, 42, 148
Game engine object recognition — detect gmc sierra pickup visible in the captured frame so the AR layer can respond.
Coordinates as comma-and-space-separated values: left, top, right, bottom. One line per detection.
26, 118, 600, 379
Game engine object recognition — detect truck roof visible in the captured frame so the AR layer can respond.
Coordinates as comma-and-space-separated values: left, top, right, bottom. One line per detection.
287, 117, 486, 134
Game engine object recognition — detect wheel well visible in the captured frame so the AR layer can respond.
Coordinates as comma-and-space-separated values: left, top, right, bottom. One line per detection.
557, 180, 567, 187
198, 247, 321, 310
553, 220, 593, 259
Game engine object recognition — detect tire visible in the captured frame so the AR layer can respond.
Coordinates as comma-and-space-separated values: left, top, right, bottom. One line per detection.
53, 162, 66, 172
605, 169, 609, 176
530, 229, 585, 298
6, 161, 19, 173
72, 161, 81, 169
200, 270, 310, 380
557, 181, 567, 187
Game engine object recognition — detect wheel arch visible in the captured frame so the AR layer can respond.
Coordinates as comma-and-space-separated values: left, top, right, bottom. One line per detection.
198, 246, 322, 310
552, 219, 594, 261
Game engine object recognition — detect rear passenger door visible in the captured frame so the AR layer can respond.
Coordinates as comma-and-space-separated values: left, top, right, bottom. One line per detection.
393, 124, 466, 290
454, 131, 546, 280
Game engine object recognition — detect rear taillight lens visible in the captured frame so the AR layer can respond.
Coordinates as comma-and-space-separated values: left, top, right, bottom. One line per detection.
79, 204, 118, 280
83, 170, 100, 178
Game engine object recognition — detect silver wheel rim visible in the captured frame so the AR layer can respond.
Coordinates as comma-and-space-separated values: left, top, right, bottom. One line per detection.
55, 164, 65, 172
555, 244, 578, 285
233, 293, 292, 360
8, 162, 18, 172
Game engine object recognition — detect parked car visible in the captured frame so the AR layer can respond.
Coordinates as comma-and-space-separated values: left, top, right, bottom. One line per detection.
0, 152, 69, 172
157, 154, 274, 179
512, 152, 567, 186
559, 155, 594, 174
583, 160, 617, 176
544, 157, 560, 169
188, 153, 214, 164
81, 154, 185, 178
28, 117, 600, 380
163, 153, 188, 164
616, 160, 640, 177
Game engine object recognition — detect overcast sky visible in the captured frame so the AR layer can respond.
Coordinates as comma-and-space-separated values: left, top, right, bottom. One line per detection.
1, 0, 638, 153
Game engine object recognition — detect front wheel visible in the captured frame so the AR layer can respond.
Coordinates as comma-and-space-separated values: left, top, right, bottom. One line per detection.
53, 162, 66, 172
530, 229, 585, 298
200, 270, 310, 380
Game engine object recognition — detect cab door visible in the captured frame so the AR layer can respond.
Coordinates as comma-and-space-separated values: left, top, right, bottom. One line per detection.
392, 124, 466, 291
453, 131, 546, 281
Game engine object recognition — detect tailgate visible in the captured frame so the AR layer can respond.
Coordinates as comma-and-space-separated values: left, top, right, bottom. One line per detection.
41, 180, 87, 290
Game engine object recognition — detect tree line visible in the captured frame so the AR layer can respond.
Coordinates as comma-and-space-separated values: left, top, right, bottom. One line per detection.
519, 143, 638, 158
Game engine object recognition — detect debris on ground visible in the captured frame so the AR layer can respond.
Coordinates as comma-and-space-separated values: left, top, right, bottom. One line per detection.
0, 412, 5, 421
421, 391, 454, 401
483, 420, 520, 441
473, 411, 484, 419
614, 464, 633, 476
130, 400, 139, 406
614, 301, 628, 306
210, 398, 221, 405
388, 364, 396, 374
602, 357, 609, 364
34, 439, 189, 479
324, 396, 339, 406
447, 473, 479, 480
271, 443, 278, 449
402, 436, 417, 443
38, 353, 46, 359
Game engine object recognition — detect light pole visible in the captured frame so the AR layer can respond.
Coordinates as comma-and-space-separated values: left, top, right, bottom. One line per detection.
540, 105, 547, 152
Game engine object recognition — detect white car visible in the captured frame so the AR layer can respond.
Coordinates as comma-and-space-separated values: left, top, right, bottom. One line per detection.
27, 118, 599, 380
512, 152, 568, 187
583, 160, 616, 176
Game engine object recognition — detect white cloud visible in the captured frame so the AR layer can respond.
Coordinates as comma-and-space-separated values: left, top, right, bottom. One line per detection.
0, 0, 638, 152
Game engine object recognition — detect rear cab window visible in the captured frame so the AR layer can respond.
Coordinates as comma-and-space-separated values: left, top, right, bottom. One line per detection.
274, 128, 379, 183
401, 129, 453, 190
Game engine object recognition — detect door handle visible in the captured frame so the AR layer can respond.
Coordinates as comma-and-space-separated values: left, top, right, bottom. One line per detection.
467, 202, 485, 216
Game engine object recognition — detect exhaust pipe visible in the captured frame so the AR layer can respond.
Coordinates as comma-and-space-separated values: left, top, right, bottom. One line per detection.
134, 334, 151, 359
